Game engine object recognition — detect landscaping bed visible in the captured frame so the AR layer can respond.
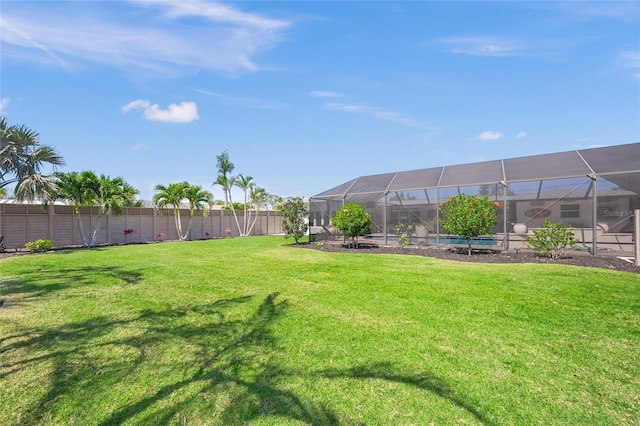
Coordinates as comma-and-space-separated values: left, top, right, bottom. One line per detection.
298, 241, 640, 274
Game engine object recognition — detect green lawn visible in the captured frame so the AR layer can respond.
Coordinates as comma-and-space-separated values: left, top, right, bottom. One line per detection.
1, 236, 638, 425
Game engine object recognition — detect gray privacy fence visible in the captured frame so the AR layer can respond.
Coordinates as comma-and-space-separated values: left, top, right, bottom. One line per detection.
0, 204, 283, 250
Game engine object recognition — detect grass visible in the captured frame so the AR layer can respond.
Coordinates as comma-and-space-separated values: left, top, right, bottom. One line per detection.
1, 236, 638, 425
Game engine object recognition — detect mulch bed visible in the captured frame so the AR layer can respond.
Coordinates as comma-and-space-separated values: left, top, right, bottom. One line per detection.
291, 241, 640, 274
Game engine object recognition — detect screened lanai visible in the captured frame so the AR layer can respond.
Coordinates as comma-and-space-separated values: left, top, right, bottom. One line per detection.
309, 142, 640, 255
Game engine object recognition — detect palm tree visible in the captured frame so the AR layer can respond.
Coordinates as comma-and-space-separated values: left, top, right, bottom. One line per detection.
153, 182, 211, 241
246, 185, 268, 235
90, 174, 140, 246
213, 151, 234, 206
1, 116, 65, 202
183, 184, 213, 240
153, 182, 188, 240
55, 171, 97, 247
234, 174, 254, 236
55, 171, 140, 247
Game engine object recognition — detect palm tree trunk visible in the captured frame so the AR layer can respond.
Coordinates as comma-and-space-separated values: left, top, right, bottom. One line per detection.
90, 215, 103, 247
74, 209, 89, 247
173, 208, 186, 241
246, 206, 259, 236
227, 190, 243, 236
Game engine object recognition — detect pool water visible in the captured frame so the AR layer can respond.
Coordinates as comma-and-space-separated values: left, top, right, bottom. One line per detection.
365, 235, 498, 246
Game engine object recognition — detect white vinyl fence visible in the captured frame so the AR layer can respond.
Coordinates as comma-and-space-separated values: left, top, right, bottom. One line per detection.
0, 204, 283, 251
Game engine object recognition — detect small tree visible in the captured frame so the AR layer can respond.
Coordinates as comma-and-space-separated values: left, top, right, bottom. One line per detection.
55, 171, 139, 247
331, 202, 372, 248
439, 194, 499, 255
526, 220, 578, 259
281, 196, 309, 244
153, 182, 211, 241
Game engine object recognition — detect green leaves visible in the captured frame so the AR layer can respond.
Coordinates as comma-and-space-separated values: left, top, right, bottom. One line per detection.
56, 171, 138, 215
55, 171, 140, 247
439, 194, 499, 255
153, 181, 212, 240
526, 220, 578, 259
0, 116, 65, 202
281, 196, 309, 243
331, 202, 372, 246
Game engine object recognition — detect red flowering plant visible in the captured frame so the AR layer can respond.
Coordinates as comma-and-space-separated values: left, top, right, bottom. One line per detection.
439, 194, 499, 255
331, 202, 372, 248
157, 232, 165, 241
123, 228, 134, 243
225, 228, 232, 236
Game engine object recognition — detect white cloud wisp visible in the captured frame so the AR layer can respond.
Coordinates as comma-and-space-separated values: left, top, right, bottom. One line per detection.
473, 131, 504, 141
0, 1, 291, 76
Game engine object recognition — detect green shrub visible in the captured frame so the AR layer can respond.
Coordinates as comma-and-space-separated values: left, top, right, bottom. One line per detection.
395, 222, 414, 247
331, 202, 372, 248
526, 220, 578, 259
281, 196, 309, 244
25, 239, 55, 252
439, 194, 499, 255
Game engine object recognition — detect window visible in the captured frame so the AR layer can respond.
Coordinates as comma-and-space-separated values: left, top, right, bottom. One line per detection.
560, 204, 580, 218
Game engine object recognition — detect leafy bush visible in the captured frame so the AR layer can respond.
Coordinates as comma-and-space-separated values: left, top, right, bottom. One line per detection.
395, 222, 414, 247
526, 220, 578, 259
331, 202, 372, 248
25, 239, 54, 252
439, 194, 499, 255
281, 196, 309, 244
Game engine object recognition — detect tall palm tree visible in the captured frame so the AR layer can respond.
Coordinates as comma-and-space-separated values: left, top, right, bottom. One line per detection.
234, 174, 254, 236
0, 116, 65, 202
213, 150, 234, 206
153, 182, 210, 241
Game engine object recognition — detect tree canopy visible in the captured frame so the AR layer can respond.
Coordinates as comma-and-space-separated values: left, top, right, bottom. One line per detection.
153, 182, 212, 241
0, 116, 65, 202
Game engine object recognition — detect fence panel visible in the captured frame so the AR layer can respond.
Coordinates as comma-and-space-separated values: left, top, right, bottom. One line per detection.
0, 205, 283, 250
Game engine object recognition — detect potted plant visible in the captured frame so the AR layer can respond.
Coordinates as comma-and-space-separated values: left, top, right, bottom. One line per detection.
414, 220, 433, 244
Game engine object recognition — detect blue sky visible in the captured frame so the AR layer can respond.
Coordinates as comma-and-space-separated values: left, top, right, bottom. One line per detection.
1, 1, 639, 202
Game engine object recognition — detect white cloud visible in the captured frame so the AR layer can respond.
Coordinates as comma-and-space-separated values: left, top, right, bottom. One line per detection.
121, 100, 151, 113
439, 37, 520, 57
130, 143, 150, 151
0, 1, 291, 76
617, 50, 640, 78
122, 99, 199, 123
515, 131, 527, 138
325, 102, 421, 127
136, 0, 289, 31
473, 131, 503, 141
309, 91, 341, 98
0, 98, 9, 114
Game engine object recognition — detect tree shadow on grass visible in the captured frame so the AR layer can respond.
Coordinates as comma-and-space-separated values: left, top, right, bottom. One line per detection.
3, 293, 338, 425
0, 265, 144, 301
318, 362, 495, 426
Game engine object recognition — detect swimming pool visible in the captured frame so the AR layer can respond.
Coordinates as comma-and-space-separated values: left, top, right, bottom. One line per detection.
364, 235, 498, 246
